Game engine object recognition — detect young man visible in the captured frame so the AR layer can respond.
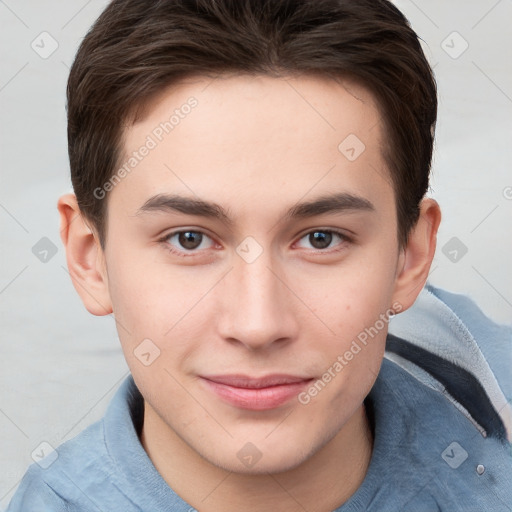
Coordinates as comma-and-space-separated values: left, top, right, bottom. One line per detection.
8, 0, 511, 510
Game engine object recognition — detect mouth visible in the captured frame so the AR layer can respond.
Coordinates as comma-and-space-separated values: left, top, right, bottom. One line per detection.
200, 374, 314, 411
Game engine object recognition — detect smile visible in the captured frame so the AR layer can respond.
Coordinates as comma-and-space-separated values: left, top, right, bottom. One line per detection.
200, 374, 314, 411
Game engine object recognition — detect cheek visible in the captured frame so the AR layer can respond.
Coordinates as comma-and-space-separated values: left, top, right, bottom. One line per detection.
295, 252, 396, 383
105, 250, 213, 369
305, 260, 396, 337
106, 245, 181, 328
298, 278, 390, 414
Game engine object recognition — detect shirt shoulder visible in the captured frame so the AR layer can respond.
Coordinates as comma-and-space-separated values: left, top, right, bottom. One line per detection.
6, 419, 113, 512
361, 284, 512, 510
7, 421, 102, 512
6, 376, 193, 512
427, 284, 512, 402
5, 463, 69, 512
387, 283, 512, 443
338, 355, 512, 511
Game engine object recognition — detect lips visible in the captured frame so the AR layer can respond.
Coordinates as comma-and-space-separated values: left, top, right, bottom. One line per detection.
200, 374, 314, 410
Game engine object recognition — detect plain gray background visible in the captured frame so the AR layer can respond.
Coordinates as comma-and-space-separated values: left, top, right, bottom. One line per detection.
1, 0, 511, 506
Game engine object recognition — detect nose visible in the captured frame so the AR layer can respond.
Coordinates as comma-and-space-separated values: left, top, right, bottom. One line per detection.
216, 248, 299, 351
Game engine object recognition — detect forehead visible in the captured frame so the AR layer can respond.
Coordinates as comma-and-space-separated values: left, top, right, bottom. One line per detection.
126, 73, 383, 154
111, 73, 393, 223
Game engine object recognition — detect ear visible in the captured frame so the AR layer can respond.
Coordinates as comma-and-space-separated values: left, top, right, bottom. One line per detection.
391, 198, 441, 312
57, 193, 113, 316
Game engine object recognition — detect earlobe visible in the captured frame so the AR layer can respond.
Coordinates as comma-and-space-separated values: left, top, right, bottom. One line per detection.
391, 198, 441, 312
57, 193, 113, 316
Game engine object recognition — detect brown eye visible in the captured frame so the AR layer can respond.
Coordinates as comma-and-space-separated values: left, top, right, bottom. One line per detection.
163, 230, 215, 254
178, 231, 203, 250
309, 231, 332, 249
295, 229, 351, 251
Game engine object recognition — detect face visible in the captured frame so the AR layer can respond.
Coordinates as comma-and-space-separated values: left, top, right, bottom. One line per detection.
101, 74, 405, 474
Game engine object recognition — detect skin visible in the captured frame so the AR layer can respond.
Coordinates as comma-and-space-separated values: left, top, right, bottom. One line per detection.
58, 74, 441, 511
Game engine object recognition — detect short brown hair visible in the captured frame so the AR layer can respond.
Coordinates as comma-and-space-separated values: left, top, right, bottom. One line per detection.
67, 0, 437, 249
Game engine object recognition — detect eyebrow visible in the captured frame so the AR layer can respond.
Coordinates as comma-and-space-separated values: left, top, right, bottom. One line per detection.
135, 192, 375, 226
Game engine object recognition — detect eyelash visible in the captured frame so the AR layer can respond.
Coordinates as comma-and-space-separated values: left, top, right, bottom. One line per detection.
157, 228, 353, 258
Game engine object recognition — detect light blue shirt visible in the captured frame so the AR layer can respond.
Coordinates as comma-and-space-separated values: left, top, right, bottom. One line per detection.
7, 285, 512, 511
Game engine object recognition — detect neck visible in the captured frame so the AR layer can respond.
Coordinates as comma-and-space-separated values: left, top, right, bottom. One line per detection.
141, 403, 373, 512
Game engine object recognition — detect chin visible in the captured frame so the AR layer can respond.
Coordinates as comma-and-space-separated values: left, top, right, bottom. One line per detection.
202, 436, 318, 476
223, 452, 308, 476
